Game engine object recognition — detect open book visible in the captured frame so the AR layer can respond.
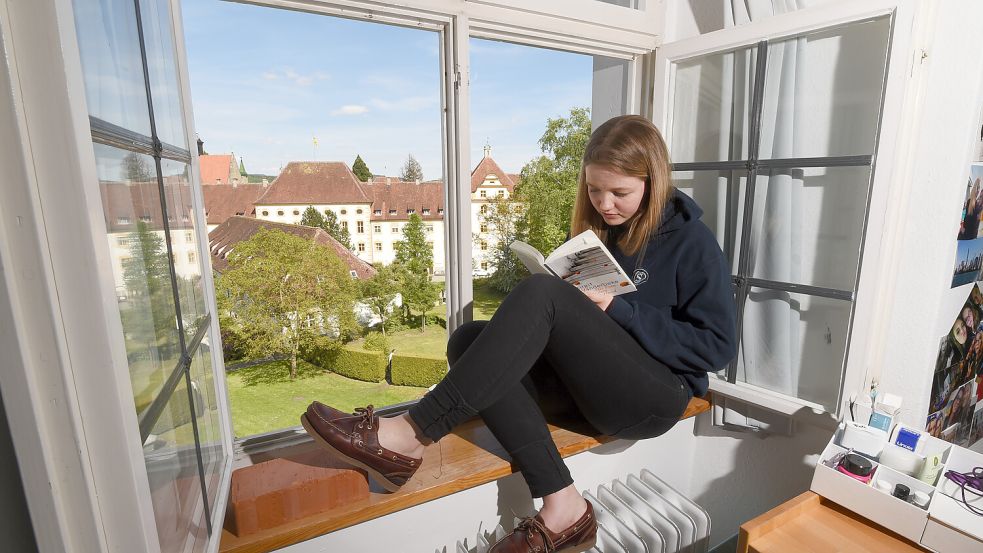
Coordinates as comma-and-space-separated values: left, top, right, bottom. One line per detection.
509, 230, 637, 296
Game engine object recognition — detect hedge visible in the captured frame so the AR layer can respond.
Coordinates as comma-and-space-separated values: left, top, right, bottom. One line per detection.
390, 355, 447, 387
303, 345, 386, 383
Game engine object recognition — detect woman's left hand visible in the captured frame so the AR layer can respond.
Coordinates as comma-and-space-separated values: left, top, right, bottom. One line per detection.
582, 290, 614, 311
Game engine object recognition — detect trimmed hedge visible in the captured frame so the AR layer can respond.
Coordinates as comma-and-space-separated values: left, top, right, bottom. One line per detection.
304, 345, 386, 383
390, 355, 447, 387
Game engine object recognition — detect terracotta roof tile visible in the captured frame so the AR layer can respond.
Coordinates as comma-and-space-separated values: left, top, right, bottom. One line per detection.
470, 156, 517, 193
199, 154, 236, 185
365, 179, 444, 222
256, 162, 370, 205
207, 216, 376, 279
100, 180, 196, 233
201, 183, 267, 225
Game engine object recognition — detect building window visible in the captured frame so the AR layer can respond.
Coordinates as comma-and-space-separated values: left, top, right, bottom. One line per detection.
277, 210, 284, 216
481, 262, 488, 270
185, 231, 193, 243
341, 221, 348, 231
324, 209, 331, 215
422, 208, 431, 215
116, 236, 130, 246
187, 251, 196, 263
341, 209, 347, 215
262, 210, 269, 216
480, 223, 488, 233
480, 241, 488, 251
357, 209, 363, 214
426, 225, 434, 232
375, 242, 383, 252
407, 208, 415, 214
357, 221, 364, 233
349, 270, 358, 278
389, 209, 397, 215
293, 209, 300, 215
438, 208, 444, 215
117, 216, 130, 225
480, 205, 487, 214
140, 214, 152, 222
392, 226, 400, 233
479, 190, 487, 198
374, 224, 382, 233
374, 209, 382, 215
358, 243, 365, 252
498, 190, 505, 197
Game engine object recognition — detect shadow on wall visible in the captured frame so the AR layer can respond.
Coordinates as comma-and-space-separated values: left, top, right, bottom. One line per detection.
689, 408, 831, 547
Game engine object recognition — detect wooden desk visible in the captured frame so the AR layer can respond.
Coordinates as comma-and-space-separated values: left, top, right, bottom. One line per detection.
739, 492, 931, 553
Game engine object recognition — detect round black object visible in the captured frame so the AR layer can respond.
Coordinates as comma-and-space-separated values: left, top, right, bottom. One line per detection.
892, 483, 910, 501
839, 453, 874, 477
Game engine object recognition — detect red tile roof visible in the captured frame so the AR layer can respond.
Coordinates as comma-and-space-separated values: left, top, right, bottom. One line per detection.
100, 180, 195, 233
201, 183, 267, 225
199, 154, 236, 185
256, 162, 370, 205
207, 216, 376, 279
470, 156, 517, 193
365, 179, 444, 222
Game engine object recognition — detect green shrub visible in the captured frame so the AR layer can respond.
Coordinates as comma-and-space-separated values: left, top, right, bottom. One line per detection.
391, 355, 447, 387
303, 339, 385, 382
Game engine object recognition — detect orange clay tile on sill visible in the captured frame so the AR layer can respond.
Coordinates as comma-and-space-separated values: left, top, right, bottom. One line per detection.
225, 450, 369, 537
220, 396, 711, 553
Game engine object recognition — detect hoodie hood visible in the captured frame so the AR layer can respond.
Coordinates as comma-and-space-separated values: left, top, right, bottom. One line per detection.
657, 188, 703, 235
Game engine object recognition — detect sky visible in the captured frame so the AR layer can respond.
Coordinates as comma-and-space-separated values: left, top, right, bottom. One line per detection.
180, 1, 594, 180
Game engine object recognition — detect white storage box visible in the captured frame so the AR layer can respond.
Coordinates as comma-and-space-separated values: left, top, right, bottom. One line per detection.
810, 424, 983, 552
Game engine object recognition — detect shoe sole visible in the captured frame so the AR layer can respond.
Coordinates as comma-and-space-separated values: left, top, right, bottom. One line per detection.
557, 536, 596, 553
301, 413, 407, 493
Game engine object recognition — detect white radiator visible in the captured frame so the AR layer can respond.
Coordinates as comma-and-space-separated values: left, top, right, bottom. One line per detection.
440, 469, 710, 553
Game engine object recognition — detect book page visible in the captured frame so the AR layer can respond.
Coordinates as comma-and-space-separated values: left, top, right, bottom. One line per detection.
508, 240, 552, 276
544, 230, 636, 296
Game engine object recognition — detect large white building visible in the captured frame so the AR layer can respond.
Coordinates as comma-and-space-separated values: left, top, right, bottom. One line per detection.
244, 146, 519, 276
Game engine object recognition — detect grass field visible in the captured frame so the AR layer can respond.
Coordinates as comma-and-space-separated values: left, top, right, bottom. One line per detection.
226, 359, 427, 437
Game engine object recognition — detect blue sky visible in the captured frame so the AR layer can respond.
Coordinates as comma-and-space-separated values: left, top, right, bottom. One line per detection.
180, 1, 593, 179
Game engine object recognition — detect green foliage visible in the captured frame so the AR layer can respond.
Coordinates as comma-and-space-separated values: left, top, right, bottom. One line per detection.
360, 263, 401, 335
394, 214, 440, 332
304, 345, 386, 383
516, 107, 592, 255
120, 221, 180, 359
479, 195, 529, 293
363, 332, 392, 357
352, 155, 372, 182
300, 205, 353, 250
390, 355, 446, 387
217, 228, 359, 380
300, 205, 325, 228
122, 152, 154, 182
399, 154, 424, 181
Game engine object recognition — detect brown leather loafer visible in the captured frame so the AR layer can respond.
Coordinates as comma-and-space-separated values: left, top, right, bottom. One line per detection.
489, 501, 596, 553
301, 402, 421, 492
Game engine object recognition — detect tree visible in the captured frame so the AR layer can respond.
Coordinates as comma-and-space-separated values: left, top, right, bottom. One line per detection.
300, 205, 353, 250
399, 154, 424, 182
479, 194, 528, 293
393, 214, 439, 331
122, 152, 154, 182
516, 107, 592, 255
120, 221, 179, 358
217, 228, 358, 380
359, 263, 401, 337
352, 155, 372, 182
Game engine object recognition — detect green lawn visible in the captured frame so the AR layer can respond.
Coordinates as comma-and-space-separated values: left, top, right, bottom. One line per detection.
226, 359, 427, 437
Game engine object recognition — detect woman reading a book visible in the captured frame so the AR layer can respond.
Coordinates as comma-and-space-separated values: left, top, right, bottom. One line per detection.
302, 115, 736, 553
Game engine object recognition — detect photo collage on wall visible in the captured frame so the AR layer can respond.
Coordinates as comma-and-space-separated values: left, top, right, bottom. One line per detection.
952, 163, 983, 287
930, 284, 983, 449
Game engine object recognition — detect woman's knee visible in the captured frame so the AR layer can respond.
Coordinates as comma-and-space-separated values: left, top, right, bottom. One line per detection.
446, 320, 486, 364
512, 273, 570, 300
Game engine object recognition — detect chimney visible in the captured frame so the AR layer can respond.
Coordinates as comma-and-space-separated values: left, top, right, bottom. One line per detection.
415, 178, 420, 185
262, 178, 269, 187
386, 177, 391, 187
197, 136, 204, 156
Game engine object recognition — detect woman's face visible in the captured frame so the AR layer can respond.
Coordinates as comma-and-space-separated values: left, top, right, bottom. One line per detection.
585, 164, 647, 226
954, 318, 968, 345
963, 307, 977, 329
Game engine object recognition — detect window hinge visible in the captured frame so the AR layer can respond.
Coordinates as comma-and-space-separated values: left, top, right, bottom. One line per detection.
453, 71, 462, 90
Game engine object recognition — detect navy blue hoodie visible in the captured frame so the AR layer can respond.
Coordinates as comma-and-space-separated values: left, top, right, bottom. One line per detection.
604, 189, 737, 398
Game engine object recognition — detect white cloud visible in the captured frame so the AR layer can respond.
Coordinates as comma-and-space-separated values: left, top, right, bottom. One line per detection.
261, 67, 329, 86
331, 104, 369, 116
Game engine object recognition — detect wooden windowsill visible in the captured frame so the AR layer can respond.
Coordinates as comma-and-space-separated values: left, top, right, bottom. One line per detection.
219, 396, 711, 553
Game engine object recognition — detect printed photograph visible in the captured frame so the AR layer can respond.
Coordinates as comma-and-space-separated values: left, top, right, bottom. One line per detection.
946, 380, 974, 428
926, 408, 946, 438
930, 364, 957, 412
957, 164, 983, 241
968, 407, 983, 447
953, 238, 983, 287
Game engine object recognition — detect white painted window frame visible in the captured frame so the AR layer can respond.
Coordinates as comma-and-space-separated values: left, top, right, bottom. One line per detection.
1, 0, 658, 552
652, 0, 921, 422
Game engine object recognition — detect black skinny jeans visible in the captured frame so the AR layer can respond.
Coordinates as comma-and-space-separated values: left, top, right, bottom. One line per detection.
407, 273, 691, 497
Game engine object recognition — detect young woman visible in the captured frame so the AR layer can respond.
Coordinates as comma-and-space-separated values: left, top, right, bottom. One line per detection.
302, 115, 737, 553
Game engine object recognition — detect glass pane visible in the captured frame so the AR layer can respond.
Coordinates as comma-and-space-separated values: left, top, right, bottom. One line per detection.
672, 170, 748, 274
747, 166, 870, 291
185, 1, 444, 437
468, 37, 595, 316
72, 0, 151, 135
758, 17, 890, 160
160, 160, 207, 337
189, 338, 223, 514
96, 143, 182, 416
670, 45, 756, 163
144, 382, 207, 553
139, 0, 188, 149
737, 288, 851, 411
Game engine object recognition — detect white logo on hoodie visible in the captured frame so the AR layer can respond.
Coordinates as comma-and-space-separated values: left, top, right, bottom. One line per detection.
633, 268, 649, 286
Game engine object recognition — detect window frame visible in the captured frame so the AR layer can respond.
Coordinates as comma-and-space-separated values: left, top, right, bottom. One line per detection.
653, 0, 917, 418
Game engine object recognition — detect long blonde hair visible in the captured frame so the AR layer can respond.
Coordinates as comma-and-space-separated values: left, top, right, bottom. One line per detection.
570, 115, 673, 256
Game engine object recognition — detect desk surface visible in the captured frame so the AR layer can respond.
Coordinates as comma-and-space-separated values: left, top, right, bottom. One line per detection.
739, 491, 930, 553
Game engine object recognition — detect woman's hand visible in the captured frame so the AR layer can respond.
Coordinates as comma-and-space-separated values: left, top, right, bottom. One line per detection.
582, 290, 614, 311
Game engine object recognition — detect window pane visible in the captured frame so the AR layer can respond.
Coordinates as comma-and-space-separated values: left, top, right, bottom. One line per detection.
737, 288, 851, 410
144, 382, 207, 553
185, 1, 444, 437
139, 0, 188, 149
757, 18, 890, 160
189, 339, 223, 515
670, 45, 756, 163
160, 160, 207, 337
672, 170, 747, 274
748, 166, 870, 291
96, 143, 182, 413
73, 0, 151, 135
